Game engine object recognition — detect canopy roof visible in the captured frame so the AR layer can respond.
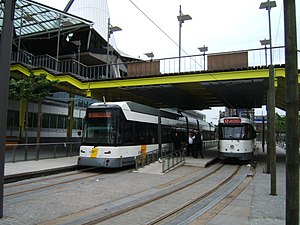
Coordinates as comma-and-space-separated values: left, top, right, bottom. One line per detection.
0, 0, 93, 38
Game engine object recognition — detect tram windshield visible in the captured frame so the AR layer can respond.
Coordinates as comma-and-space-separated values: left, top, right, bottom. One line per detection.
219, 124, 254, 140
82, 109, 120, 146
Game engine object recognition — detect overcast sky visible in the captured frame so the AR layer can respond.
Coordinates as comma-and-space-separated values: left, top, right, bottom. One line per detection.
35, 0, 297, 122
36, 0, 299, 58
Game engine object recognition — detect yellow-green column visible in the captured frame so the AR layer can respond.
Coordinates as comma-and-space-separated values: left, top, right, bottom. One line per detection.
18, 98, 26, 141
66, 93, 74, 142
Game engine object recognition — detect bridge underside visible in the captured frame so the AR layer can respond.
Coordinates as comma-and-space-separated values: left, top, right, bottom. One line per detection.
90, 78, 267, 110
10, 64, 298, 111
6, 1, 299, 112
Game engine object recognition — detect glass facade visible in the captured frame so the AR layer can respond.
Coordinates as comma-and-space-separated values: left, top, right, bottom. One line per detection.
7, 110, 82, 130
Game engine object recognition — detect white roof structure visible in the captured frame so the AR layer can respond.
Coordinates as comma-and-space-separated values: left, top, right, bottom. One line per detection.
64, 0, 118, 50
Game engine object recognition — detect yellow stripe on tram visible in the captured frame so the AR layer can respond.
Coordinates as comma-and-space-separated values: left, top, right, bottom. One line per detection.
141, 145, 147, 161
91, 147, 98, 158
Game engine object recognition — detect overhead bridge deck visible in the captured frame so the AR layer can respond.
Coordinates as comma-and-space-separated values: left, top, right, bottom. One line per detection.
4, 1, 300, 111
10, 62, 299, 111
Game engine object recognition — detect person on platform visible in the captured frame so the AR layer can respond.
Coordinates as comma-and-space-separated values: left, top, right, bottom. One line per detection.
173, 131, 181, 151
193, 131, 203, 159
187, 132, 194, 157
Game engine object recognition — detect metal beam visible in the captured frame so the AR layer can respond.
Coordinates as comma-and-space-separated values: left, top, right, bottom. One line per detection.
284, 0, 299, 223
0, 0, 15, 218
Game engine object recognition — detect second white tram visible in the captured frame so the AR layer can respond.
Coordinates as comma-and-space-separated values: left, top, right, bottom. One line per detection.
218, 117, 256, 161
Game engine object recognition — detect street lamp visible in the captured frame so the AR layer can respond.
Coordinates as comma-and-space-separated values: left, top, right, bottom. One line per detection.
177, 5, 192, 73
260, 0, 277, 196
260, 38, 270, 67
198, 45, 208, 71
106, 18, 122, 78
71, 40, 81, 62
144, 52, 154, 60
259, 1, 276, 66
71, 40, 81, 74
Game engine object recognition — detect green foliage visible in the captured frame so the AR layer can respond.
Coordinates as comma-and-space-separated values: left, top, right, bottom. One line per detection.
275, 113, 285, 133
9, 71, 59, 102
8, 78, 21, 100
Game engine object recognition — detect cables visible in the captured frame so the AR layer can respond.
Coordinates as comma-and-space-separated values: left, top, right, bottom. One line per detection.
128, 0, 190, 57
274, 2, 283, 46
127, 0, 237, 109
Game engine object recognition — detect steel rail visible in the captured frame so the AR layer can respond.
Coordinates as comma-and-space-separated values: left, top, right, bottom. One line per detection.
4, 168, 100, 197
152, 165, 251, 225
56, 163, 226, 225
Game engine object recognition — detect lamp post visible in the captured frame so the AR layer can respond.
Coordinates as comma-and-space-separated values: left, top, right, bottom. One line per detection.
71, 40, 81, 62
177, 5, 192, 73
198, 45, 208, 71
259, 0, 277, 196
106, 18, 122, 78
260, 38, 270, 67
144, 52, 154, 61
71, 40, 81, 74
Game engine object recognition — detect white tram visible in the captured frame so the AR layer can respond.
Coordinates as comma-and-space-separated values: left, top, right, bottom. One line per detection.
78, 101, 214, 168
218, 117, 256, 161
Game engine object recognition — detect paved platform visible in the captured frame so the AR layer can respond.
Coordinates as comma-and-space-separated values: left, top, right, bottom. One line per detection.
134, 150, 218, 175
1, 146, 292, 224
4, 156, 78, 177
5, 148, 219, 177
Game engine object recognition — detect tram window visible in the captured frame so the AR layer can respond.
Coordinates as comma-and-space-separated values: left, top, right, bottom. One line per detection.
121, 121, 134, 145
242, 124, 256, 140
162, 126, 172, 143
242, 125, 250, 139
83, 109, 118, 145
219, 124, 255, 140
219, 126, 243, 140
130, 122, 158, 145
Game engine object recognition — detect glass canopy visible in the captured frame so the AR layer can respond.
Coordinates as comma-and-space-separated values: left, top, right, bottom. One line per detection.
0, 0, 93, 38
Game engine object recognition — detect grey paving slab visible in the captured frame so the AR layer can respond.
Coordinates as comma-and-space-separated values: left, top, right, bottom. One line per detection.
207, 145, 288, 225
0, 146, 295, 225
4, 156, 78, 176
208, 214, 249, 225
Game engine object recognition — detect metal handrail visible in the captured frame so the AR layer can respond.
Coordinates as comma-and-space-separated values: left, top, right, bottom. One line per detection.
11, 46, 298, 81
134, 140, 218, 172
161, 148, 185, 173
5, 142, 81, 163
161, 140, 218, 173
134, 148, 160, 170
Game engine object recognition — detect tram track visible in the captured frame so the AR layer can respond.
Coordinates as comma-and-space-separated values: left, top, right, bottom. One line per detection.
148, 165, 252, 225
38, 163, 254, 225
4, 167, 102, 197
93, 164, 248, 225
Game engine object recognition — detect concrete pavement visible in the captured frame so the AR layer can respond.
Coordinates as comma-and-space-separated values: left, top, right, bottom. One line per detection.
1, 145, 292, 225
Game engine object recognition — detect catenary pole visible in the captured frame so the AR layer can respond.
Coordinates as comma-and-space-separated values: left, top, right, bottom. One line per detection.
284, 0, 299, 224
0, 0, 15, 218
265, 0, 277, 196
178, 5, 182, 73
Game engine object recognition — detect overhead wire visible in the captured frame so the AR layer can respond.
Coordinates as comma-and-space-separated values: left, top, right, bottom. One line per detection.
128, 0, 186, 55
274, 2, 283, 46
128, 0, 235, 109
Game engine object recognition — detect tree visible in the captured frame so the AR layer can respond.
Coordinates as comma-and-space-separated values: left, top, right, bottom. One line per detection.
275, 113, 286, 145
9, 71, 59, 159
